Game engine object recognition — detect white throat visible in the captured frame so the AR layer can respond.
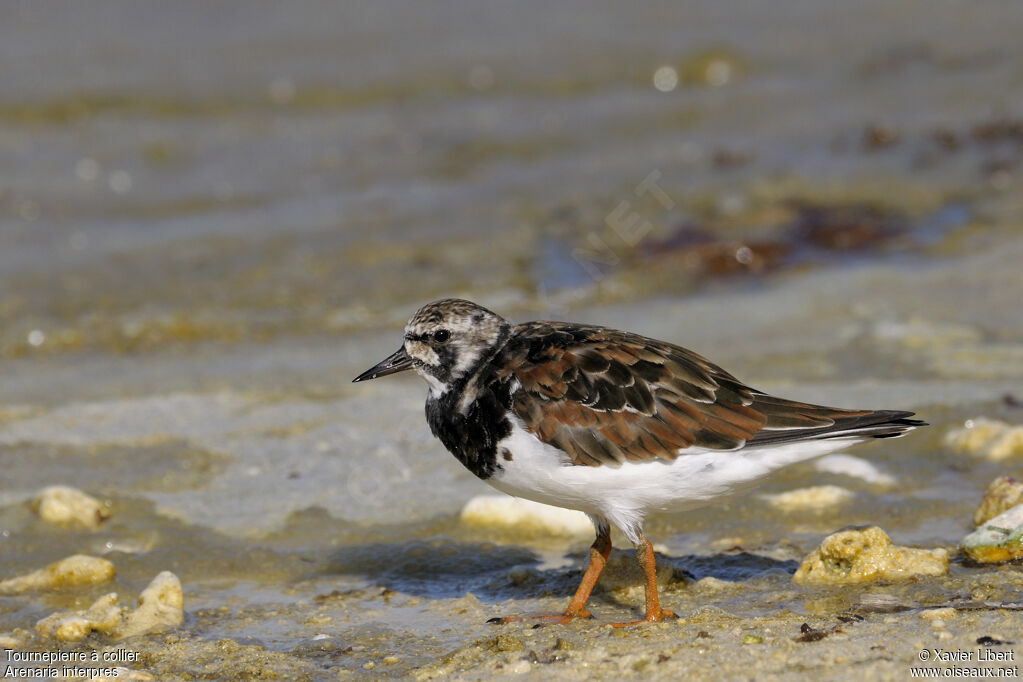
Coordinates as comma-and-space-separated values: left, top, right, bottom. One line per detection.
422, 373, 448, 397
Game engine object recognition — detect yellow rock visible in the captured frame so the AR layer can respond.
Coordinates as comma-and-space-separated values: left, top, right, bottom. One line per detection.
459, 494, 593, 537
112, 571, 184, 640
33, 571, 183, 643
960, 504, 1023, 564
0, 555, 115, 595
35, 593, 122, 642
763, 485, 854, 511
0, 630, 27, 648
973, 476, 1023, 526
990, 430, 1023, 461
945, 418, 1023, 461
31, 485, 110, 530
793, 526, 948, 585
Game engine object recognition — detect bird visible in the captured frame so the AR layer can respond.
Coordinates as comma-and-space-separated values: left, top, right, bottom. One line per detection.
352, 298, 925, 626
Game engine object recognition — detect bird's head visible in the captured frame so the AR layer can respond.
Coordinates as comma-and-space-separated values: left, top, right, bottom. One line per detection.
352, 299, 511, 394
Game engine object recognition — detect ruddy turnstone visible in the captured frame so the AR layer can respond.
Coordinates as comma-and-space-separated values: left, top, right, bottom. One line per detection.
353, 299, 925, 626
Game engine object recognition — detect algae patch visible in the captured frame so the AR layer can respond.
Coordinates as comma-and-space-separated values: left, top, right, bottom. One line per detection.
961, 505, 1023, 564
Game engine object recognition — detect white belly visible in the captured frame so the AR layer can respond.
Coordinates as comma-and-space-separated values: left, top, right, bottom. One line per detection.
487, 421, 858, 543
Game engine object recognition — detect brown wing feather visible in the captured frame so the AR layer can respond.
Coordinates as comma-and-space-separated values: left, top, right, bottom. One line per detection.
501, 321, 921, 467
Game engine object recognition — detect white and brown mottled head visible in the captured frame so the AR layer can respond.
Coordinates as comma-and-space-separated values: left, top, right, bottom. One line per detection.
353, 299, 511, 394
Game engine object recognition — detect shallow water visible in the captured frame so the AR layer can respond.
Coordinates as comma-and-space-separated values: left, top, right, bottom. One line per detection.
2, 1, 1023, 679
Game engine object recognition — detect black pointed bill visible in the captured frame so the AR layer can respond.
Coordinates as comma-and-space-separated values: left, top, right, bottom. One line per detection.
352, 346, 414, 382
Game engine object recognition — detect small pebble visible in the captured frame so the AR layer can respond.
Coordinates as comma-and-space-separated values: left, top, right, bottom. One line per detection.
491, 634, 524, 652
31, 485, 110, 530
920, 608, 956, 620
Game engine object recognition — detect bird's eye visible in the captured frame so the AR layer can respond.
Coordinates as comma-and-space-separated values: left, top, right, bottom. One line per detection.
433, 329, 450, 343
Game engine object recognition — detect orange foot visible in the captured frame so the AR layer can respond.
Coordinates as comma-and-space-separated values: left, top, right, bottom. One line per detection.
487, 610, 593, 626
609, 609, 678, 628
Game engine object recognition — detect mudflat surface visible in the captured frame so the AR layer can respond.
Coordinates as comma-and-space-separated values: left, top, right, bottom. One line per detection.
2, 2, 1023, 679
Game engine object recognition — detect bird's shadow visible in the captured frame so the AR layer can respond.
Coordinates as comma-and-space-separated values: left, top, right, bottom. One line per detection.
319, 538, 798, 602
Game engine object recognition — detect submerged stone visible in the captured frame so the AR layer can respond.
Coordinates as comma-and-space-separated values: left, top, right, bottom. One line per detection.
598, 549, 677, 592
792, 526, 948, 584
973, 476, 1023, 526
0, 555, 115, 594
961, 504, 1023, 564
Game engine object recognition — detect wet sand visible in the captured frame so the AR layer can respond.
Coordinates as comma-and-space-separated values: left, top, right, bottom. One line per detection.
2, 1, 1023, 679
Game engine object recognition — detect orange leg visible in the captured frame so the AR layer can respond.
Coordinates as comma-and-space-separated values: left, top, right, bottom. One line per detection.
561, 527, 612, 619
488, 527, 612, 625
609, 536, 677, 627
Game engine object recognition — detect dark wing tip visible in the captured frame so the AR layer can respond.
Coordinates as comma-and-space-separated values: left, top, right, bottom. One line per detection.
865, 411, 928, 431
749, 408, 927, 446
863, 415, 927, 438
